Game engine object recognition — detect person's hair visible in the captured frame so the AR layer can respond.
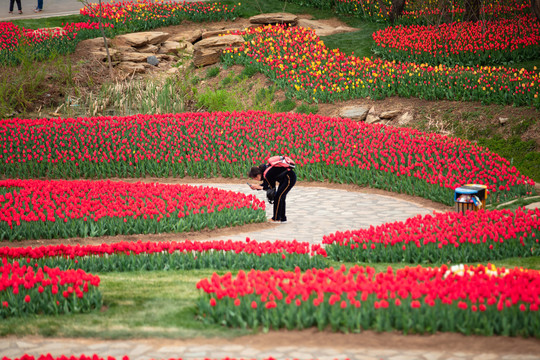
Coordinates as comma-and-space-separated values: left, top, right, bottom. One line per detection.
248, 166, 262, 179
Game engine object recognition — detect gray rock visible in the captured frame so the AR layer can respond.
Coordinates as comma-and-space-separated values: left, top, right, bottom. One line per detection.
338, 106, 369, 121
147, 55, 159, 66
379, 110, 401, 119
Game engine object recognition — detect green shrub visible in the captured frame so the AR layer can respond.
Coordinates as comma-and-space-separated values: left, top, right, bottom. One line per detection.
296, 103, 318, 114
206, 66, 221, 79
274, 98, 296, 113
196, 89, 243, 112
478, 136, 540, 182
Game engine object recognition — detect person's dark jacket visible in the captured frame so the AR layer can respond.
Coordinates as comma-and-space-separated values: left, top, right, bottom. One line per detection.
259, 164, 294, 189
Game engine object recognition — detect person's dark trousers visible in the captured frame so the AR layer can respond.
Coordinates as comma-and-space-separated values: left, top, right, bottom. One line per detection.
37, 0, 43, 10
273, 171, 296, 222
10, 0, 22, 11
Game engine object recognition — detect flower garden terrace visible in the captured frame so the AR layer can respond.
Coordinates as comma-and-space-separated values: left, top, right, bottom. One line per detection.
0, 111, 535, 206
222, 25, 540, 108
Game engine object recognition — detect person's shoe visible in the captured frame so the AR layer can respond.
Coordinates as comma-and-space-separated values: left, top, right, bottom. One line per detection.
268, 219, 280, 223
9, 11, 13, 14
34, 9, 42, 12
18, 10, 23, 14
280, 220, 287, 223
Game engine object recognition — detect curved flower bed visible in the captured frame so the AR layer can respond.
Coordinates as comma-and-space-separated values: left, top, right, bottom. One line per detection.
0, 22, 114, 65
0, 112, 534, 205
0, 259, 102, 318
300, 0, 530, 24
373, 15, 540, 66
0, 239, 327, 271
323, 208, 540, 263
223, 25, 540, 108
80, 0, 238, 32
0, 179, 265, 241
196, 264, 540, 336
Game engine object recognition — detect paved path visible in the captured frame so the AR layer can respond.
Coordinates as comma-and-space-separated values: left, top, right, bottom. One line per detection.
2, 336, 539, 360
195, 183, 434, 245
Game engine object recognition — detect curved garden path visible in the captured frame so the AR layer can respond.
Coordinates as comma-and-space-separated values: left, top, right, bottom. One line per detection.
3, 182, 540, 359
182, 183, 438, 245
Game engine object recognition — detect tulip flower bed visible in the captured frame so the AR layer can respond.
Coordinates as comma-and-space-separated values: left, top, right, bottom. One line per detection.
0, 239, 328, 272
196, 264, 540, 336
0, 112, 534, 205
79, 0, 239, 33
373, 15, 540, 66
0, 179, 266, 241
323, 208, 540, 263
0, 258, 102, 318
300, 0, 530, 24
0, 22, 117, 65
223, 25, 540, 108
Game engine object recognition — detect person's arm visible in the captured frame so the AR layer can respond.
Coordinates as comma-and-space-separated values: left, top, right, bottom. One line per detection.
249, 183, 263, 190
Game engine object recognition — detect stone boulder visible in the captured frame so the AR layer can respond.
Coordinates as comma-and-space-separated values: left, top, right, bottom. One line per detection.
249, 12, 298, 26
379, 110, 401, 119
78, 37, 113, 48
117, 61, 146, 74
121, 52, 167, 63
397, 112, 413, 126
192, 48, 222, 67
158, 41, 183, 55
365, 115, 381, 124
91, 48, 121, 62
338, 106, 369, 121
297, 19, 357, 37
202, 29, 243, 39
116, 32, 170, 47
170, 29, 203, 44
138, 44, 159, 54
192, 35, 245, 67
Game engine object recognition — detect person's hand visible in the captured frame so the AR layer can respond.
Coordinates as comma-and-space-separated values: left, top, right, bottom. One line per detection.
249, 184, 263, 190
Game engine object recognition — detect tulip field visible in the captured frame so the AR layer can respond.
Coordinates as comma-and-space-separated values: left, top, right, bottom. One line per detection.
0, 179, 266, 241
0, 112, 534, 207
0, 239, 327, 272
223, 25, 540, 108
372, 15, 540, 66
2, 0, 540, 347
323, 208, 540, 263
299, 0, 531, 24
0, 258, 102, 318
196, 264, 540, 336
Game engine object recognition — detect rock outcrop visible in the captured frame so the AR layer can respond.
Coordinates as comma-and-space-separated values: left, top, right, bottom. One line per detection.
249, 13, 298, 26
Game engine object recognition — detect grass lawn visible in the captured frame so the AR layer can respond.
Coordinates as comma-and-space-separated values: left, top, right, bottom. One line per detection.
2, 256, 539, 338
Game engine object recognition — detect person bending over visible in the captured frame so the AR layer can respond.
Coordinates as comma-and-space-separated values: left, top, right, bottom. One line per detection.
248, 163, 296, 223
